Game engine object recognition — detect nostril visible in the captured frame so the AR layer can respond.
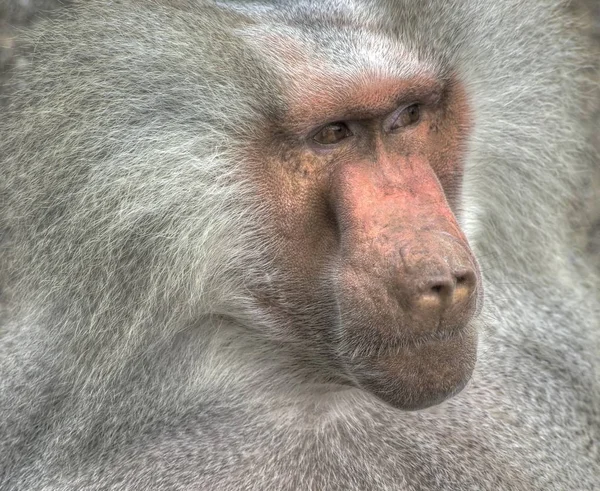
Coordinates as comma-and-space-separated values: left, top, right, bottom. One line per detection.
454, 269, 476, 288
451, 268, 477, 306
431, 283, 444, 294
429, 282, 452, 295
415, 278, 454, 314
456, 274, 470, 287
425, 278, 454, 299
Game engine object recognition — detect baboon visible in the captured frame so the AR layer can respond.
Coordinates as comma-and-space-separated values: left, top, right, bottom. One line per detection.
0, 0, 599, 489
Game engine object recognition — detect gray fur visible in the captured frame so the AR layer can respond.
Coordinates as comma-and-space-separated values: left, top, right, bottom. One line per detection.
0, 0, 599, 489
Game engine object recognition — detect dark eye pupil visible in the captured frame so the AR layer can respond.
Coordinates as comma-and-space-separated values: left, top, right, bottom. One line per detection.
313, 122, 352, 145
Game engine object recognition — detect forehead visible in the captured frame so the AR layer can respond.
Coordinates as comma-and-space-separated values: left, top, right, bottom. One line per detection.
236, 11, 440, 129
240, 17, 434, 81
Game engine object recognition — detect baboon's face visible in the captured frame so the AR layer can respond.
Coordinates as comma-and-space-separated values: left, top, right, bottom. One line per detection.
247, 36, 482, 410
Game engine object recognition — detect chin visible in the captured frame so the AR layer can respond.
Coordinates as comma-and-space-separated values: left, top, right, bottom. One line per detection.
341, 325, 478, 411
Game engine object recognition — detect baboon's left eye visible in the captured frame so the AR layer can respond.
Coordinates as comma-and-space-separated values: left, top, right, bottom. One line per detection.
390, 104, 421, 130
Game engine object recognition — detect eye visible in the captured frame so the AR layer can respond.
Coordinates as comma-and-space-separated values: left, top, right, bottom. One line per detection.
390, 103, 421, 130
312, 122, 353, 145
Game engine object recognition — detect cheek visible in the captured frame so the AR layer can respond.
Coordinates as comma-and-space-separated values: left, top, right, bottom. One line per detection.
247, 147, 338, 275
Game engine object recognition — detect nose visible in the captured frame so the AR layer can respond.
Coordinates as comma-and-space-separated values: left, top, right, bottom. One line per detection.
415, 267, 477, 321
398, 241, 479, 335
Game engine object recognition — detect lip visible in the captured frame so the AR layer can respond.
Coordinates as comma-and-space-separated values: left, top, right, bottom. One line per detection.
347, 320, 475, 358
398, 324, 468, 346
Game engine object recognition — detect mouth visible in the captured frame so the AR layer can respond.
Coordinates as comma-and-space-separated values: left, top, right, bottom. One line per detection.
338, 321, 478, 410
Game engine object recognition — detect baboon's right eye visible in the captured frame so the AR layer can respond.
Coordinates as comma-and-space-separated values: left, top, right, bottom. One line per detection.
313, 122, 353, 145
